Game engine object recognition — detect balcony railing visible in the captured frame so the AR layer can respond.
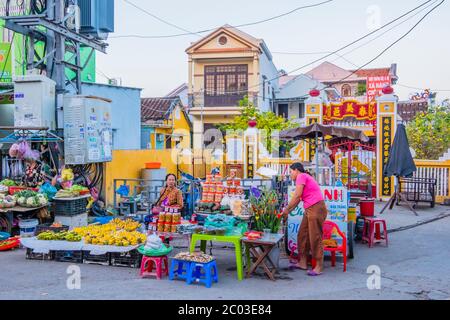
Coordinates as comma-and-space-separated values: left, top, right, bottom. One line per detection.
190, 92, 258, 109
205, 94, 245, 107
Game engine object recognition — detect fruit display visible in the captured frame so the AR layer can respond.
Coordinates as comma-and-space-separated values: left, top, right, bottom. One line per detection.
37, 231, 82, 242
54, 189, 78, 199
70, 185, 90, 196
73, 219, 146, 247
0, 194, 16, 209
0, 237, 20, 251
14, 190, 48, 208
0, 179, 16, 187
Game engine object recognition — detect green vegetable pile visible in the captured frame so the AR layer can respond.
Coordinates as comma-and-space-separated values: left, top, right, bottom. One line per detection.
14, 191, 48, 208
0, 179, 16, 187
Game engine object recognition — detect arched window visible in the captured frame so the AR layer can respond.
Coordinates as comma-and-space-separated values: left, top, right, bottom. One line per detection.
342, 84, 352, 97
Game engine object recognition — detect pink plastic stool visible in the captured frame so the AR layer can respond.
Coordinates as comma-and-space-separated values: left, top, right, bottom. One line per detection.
362, 218, 388, 248
140, 256, 169, 279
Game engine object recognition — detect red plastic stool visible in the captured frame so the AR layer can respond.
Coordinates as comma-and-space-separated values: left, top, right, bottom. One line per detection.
140, 256, 169, 279
362, 218, 388, 248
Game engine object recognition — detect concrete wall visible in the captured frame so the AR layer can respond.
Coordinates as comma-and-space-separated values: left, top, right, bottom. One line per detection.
81, 83, 142, 150
258, 51, 279, 112
104, 149, 192, 205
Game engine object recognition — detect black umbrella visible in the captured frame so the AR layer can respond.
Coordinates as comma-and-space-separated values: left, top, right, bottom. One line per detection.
381, 124, 418, 215
384, 124, 417, 177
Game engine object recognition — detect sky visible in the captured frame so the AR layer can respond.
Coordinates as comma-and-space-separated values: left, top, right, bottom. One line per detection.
97, 0, 450, 101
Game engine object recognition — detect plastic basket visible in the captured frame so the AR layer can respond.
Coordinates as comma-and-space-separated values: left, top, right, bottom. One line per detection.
111, 250, 142, 268
83, 252, 111, 266
35, 224, 70, 236
53, 198, 88, 216
26, 248, 54, 261
54, 250, 83, 263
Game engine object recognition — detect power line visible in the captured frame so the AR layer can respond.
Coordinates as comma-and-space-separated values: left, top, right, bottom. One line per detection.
203, 0, 435, 96
321, 0, 445, 93
397, 83, 450, 92
122, 0, 201, 37
272, 0, 439, 67
113, 0, 335, 39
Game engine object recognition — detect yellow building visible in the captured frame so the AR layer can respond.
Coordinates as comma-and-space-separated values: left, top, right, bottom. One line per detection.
141, 97, 192, 150
186, 25, 279, 177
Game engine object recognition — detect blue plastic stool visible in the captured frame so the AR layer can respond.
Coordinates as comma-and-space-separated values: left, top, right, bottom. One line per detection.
186, 260, 218, 288
169, 259, 192, 281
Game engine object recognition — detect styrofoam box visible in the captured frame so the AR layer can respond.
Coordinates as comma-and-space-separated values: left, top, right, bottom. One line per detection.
54, 213, 88, 229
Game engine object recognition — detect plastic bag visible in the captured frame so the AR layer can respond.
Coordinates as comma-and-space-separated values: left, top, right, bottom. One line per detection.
17, 141, 31, 160
116, 185, 130, 197
9, 144, 19, 158
39, 182, 57, 200
144, 233, 163, 250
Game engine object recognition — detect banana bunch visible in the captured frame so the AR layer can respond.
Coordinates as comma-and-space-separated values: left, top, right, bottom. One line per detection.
37, 231, 57, 241
110, 218, 141, 232
73, 219, 146, 247
37, 231, 82, 242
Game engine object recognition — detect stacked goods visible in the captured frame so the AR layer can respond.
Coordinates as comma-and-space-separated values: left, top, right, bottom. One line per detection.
14, 191, 48, 208
174, 252, 215, 263
201, 173, 225, 204
157, 208, 181, 233
73, 219, 146, 246
0, 194, 16, 209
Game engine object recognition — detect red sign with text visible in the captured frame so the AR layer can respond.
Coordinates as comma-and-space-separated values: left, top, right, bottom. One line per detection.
367, 75, 391, 102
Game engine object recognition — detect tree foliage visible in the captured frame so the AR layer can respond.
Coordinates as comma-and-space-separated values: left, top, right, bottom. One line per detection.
219, 97, 296, 153
406, 106, 450, 160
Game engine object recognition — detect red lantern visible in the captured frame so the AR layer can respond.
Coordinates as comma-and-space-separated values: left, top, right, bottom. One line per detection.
248, 119, 257, 128
309, 89, 320, 97
382, 86, 394, 95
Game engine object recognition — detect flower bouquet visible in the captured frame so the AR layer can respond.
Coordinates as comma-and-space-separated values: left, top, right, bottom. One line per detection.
249, 187, 282, 234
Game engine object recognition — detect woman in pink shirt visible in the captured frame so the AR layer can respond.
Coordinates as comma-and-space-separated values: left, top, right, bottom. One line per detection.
282, 163, 328, 276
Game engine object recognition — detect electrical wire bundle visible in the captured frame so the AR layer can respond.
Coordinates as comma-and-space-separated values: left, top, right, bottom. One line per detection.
30, 0, 46, 15
71, 163, 104, 195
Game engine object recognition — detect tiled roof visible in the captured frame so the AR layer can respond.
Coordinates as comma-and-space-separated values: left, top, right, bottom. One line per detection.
141, 97, 179, 122
165, 83, 188, 98
352, 68, 391, 78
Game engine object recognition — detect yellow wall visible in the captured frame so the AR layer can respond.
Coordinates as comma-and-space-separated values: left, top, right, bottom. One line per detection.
104, 150, 191, 206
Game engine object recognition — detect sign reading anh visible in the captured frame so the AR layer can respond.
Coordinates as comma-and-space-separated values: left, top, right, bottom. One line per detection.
286, 186, 349, 256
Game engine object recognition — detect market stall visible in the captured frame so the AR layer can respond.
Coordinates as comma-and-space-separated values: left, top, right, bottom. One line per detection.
280, 124, 371, 261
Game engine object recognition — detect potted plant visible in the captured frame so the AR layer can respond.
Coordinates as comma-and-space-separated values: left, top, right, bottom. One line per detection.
249, 187, 283, 234
249, 187, 283, 268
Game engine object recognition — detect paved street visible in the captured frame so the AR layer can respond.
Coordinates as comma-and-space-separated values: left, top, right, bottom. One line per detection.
1, 203, 449, 300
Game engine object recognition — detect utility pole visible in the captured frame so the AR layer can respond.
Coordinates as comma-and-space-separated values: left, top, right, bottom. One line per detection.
1, 0, 107, 93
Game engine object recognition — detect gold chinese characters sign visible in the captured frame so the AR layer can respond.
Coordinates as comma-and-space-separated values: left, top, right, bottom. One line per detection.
381, 116, 394, 197
323, 101, 377, 122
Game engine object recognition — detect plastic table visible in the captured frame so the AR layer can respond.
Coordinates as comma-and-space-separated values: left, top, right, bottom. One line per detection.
189, 233, 244, 281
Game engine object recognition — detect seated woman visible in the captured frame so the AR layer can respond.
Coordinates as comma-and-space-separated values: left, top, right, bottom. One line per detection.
155, 174, 184, 209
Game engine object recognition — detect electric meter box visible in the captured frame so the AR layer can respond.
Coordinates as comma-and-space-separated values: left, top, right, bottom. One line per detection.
13, 75, 56, 129
63, 95, 113, 165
